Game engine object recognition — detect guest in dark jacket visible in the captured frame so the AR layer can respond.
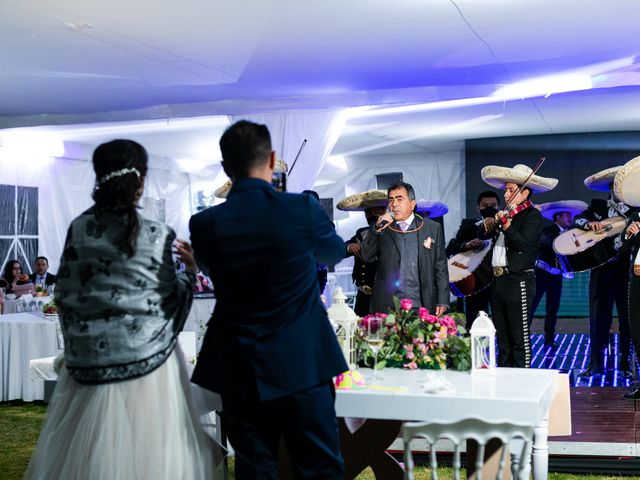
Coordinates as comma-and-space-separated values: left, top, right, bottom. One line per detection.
28, 256, 57, 289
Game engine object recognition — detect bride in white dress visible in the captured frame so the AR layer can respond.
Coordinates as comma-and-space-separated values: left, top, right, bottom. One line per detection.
25, 139, 216, 480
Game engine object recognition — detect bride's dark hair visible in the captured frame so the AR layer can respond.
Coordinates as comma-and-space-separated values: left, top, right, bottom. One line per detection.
92, 139, 149, 257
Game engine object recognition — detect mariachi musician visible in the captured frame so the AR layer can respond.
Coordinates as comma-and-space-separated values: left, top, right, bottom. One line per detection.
480, 163, 558, 368
532, 201, 588, 349
573, 166, 638, 378
611, 155, 640, 398
446, 190, 500, 328
338, 190, 388, 317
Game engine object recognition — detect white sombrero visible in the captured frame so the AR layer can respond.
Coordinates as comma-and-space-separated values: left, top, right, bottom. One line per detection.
336, 190, 388, 211
415, 199, 448, 218
584, 166, 620, 192
214, 159, 289, 198
537, 200, 588, 221
613, 156, 640, 206
481, 164, 558, 193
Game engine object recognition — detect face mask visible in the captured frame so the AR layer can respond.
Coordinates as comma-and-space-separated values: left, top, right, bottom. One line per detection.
479, 206, 499, 218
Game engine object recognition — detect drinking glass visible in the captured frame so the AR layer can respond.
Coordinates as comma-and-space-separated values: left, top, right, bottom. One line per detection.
365, 316, 385, 380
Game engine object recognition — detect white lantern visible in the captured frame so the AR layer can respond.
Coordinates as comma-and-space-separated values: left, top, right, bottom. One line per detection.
469, 311, 496, 374
327, 287, 359, 369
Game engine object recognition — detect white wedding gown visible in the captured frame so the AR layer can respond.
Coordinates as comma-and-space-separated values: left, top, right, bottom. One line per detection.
25, 345, 217, 480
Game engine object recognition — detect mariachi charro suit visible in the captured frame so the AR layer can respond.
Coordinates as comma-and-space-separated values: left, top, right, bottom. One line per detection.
360, 216, 449, 314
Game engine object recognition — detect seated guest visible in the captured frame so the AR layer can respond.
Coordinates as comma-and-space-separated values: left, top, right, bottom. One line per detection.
2, 259, 29, 294
28, 256, 57, 289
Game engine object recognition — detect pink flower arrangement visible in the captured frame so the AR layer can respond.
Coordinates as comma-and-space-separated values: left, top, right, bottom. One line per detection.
400, 299, 413, 311
355, 297, 471, 371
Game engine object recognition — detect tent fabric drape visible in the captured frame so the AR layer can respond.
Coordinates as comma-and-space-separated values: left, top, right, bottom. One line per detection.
230, 110, 347, 192
0, 156, 191, 273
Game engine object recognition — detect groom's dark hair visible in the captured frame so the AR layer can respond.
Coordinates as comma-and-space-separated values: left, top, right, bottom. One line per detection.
220, 120, 272, 180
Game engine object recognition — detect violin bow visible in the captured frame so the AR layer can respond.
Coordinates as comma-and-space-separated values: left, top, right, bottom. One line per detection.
504, 156, 546, 208
287, 139, 308, 176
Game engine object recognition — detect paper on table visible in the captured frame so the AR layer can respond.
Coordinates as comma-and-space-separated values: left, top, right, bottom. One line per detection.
421, 372, 456, 394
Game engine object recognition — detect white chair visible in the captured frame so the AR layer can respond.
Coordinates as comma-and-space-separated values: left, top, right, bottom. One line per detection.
402, 417, 533, 480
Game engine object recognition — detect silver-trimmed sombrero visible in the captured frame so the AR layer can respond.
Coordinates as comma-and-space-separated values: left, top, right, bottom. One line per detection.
336, 190, 388, 211
584, 166, 620, 192
537, 200, 588, 220
613, 156, 640, 206
415, 199, 448, 218
214, 159, 289, 199
481, 164, 558, 193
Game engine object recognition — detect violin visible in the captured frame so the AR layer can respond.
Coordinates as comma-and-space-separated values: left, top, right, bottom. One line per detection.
484, 200, 533, 232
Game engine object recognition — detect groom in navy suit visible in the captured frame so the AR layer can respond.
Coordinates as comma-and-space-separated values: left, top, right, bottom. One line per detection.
190, 120, 347, 479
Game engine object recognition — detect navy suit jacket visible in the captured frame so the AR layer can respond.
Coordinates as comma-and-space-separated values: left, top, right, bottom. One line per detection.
189, 178, 348, 402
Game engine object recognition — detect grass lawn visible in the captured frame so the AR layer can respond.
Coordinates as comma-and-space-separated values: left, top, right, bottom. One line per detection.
1, 402, 636, 479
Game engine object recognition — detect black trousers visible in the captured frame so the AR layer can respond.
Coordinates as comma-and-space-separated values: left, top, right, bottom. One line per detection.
531, 267, 563, 339
628, 274, 640, 367
588, 259, 631, 370
491, 271, 535, 368
222, 381, 344, 480
354, 290, 372, 317
464, 286, 492, 330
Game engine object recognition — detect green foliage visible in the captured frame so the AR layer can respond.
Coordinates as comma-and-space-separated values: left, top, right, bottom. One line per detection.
355, 297, 471, 371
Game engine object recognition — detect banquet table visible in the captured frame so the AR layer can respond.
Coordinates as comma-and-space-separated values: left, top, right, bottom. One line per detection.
334, 368, 559, 480
0, 312, 62, 401
184, 295, 216, 352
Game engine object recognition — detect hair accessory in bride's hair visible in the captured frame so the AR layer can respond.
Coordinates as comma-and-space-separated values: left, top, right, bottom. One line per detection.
97, 167, 141, 185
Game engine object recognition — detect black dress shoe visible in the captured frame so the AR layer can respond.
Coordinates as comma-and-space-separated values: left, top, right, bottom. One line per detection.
544, 341, 557, 350
622, 388, 640, 400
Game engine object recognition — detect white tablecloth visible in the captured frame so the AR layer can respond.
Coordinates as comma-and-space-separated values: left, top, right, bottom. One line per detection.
336, 368, 559, 480
0, 312, 62, 401
184, 296, 216, 352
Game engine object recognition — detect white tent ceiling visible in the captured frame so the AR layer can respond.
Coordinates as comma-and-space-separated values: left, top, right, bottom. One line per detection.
2, 0, 640, 163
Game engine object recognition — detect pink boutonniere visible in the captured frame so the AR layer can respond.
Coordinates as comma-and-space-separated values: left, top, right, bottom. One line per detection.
423, 237, 433, 249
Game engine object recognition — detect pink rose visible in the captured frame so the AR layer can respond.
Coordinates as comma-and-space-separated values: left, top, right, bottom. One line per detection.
403, 361, 418, 370
404, 344, 414, 352
425, 314, 437, 324
418, 307, 429, 321
400, 299, 413, 311
405, 351, 415, 360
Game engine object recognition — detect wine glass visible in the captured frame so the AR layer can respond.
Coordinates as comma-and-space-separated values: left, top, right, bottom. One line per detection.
366, 316, 385, 380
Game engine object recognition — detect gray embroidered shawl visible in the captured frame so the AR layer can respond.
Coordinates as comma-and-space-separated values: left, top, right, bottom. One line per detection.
56, 208, 195, 384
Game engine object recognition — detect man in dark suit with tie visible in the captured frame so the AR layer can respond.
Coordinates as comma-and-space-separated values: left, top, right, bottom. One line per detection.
360, 182, 450, 315
28, 256, 57, 288
190, 120, 347, 479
